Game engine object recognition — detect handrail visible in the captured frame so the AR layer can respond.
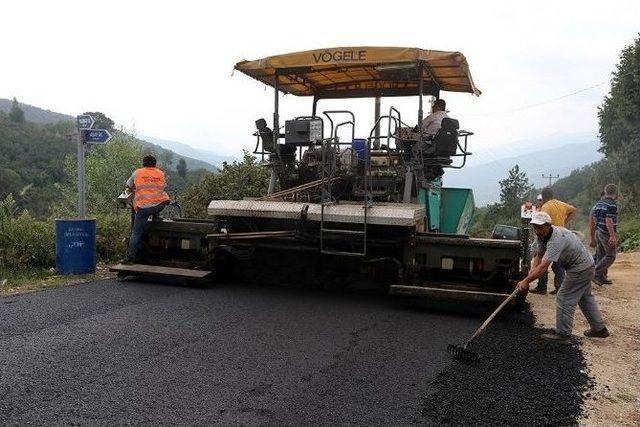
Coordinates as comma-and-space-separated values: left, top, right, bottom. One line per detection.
334, 121, 355, 145
323, 110, 355, 142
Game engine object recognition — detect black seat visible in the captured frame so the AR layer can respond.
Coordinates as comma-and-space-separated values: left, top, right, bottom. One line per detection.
430, 117, 459, 157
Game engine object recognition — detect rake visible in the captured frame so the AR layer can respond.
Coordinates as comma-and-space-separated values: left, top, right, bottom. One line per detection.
447, 288, 521, 363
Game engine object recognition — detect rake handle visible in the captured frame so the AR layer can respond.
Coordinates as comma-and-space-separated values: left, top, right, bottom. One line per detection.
464, 288, 520, 346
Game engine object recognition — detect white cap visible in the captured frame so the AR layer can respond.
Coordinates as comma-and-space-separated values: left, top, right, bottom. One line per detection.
536, 194, 543, 201
530, 211, 552, 225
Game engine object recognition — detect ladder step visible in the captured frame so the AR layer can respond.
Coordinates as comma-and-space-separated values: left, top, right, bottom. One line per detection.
321, 228, 365, 235
320, 250, 365, 257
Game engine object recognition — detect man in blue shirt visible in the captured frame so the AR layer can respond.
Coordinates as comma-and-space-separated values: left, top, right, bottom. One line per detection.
591, 184, 619, 285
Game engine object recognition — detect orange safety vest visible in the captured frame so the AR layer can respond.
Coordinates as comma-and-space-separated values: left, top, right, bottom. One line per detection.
133, 167, 170, 210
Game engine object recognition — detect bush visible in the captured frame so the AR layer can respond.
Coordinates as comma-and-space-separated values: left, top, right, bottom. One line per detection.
618, 214, 640, 252
0, 195, 55, 270
181, 151, 270, 217
95, 212, 131, 262
1, 195, 133, 271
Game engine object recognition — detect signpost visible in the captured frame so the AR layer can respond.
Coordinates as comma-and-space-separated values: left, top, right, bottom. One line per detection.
77, 114, 95, 130
82, 129, 112, 144
76, 114, 113, 217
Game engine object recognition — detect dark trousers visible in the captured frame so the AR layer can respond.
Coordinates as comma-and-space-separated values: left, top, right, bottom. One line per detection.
594, 229, 617, 280
126, 204, 165, 260
537, 262, 566, 291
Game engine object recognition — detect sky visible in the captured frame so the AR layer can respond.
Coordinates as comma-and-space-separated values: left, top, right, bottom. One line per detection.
1, 0, 638, 163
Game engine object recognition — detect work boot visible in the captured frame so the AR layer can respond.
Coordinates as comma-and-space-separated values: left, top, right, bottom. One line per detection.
530, 287, 547, 295
592, 277, 605, 286
603, 279, 613, 285
549, 289, 558, 295
584, 327, 610, 338
541, 332, 572, 344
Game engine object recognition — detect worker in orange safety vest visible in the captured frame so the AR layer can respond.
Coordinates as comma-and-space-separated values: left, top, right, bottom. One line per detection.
123, 155, 170, 262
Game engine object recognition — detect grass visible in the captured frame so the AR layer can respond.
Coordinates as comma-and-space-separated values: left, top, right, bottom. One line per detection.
0, 265, 114, 297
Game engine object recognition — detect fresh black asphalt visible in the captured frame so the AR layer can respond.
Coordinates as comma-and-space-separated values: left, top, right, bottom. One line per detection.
0, 279, 590, 426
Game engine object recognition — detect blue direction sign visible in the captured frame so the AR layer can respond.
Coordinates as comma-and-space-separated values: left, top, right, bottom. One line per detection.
77, 114, 95, 130
82, 129, 112, 144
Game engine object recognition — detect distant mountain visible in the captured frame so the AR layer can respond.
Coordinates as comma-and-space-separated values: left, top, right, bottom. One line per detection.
467, 131, 598, 167
140, 135, 236, 167
444, 140, 603, 206
0, 99, 73, 125
0, 98, 217, 171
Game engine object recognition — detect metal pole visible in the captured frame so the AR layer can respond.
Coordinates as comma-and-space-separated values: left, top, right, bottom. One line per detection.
418, 62, 424, 126
77, 129, 86, 217
268, 72, 280, 195
273, 72, 279, 147
374, 96, 381, 149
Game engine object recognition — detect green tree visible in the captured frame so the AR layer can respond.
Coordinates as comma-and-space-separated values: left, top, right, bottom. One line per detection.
497, 164, 533, 219
176, 158, 188, 178
597, 34, 640, 211
181, 151, 270, 217
58, 131, 143, 215
159, 150, 175, 169
8, 97, 24, 124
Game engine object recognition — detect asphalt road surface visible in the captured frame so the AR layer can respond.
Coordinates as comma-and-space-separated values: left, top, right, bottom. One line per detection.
0, 279, 484, 426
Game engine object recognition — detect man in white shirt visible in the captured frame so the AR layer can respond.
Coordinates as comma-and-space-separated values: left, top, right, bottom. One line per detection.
421, 98, 448, 139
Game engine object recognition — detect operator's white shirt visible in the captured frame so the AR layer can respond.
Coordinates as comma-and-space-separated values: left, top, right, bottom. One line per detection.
421, 110, 448, 137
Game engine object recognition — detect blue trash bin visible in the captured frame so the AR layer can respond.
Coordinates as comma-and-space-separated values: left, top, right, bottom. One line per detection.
351, 138, 369, 162
55, 218, 97, 275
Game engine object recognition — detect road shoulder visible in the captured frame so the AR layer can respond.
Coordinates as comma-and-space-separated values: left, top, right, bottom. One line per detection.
528, 251, 640, 426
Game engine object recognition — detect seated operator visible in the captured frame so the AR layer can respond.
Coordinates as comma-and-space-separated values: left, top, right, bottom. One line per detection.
421, 98, 448, 140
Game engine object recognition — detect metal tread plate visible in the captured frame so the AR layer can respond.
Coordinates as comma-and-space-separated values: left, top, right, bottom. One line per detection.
207, 200, 425, 227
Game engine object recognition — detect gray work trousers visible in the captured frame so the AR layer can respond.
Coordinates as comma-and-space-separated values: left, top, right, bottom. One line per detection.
594, 229, 617, 280
555, 266, 606, 336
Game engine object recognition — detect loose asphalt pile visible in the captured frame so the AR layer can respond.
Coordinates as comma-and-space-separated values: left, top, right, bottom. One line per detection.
421, 307, 595, 426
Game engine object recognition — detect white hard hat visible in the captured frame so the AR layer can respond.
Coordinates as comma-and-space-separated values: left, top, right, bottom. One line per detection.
530, 211, 552, 225
536, 194, 543, 201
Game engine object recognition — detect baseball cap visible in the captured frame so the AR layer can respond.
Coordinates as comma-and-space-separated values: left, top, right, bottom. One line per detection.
530, 211, 552, 225
536, 194, 543, 201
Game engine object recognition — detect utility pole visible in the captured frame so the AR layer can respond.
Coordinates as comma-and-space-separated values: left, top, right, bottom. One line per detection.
542, 173, 560, 187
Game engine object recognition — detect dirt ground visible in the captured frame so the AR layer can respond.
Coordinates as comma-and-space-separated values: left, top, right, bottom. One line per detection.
528, 251, 640, 426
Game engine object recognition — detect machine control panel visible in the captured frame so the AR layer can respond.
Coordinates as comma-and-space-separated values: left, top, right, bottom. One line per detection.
285, 118, 323, 145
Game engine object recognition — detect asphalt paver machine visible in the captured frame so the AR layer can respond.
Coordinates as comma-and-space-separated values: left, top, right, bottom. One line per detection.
111, 47, 527, 305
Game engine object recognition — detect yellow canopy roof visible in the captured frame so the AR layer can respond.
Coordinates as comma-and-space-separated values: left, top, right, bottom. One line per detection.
234, 46, 480, 98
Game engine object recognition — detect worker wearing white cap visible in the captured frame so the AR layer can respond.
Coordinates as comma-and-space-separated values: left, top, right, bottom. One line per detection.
517, 211, 609, 342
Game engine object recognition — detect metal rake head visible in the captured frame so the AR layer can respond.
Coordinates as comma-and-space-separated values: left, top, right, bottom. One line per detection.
447, 343, 480, 364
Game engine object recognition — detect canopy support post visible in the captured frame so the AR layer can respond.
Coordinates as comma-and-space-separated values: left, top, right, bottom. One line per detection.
418, 62, 424, 126
273, 71, 279, 146
312, 96, 318, 117
268, 72, 280, 195
374, 96, 381, 149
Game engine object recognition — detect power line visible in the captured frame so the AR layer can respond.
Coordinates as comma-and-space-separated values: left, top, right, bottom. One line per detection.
461, 81, 607, 117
